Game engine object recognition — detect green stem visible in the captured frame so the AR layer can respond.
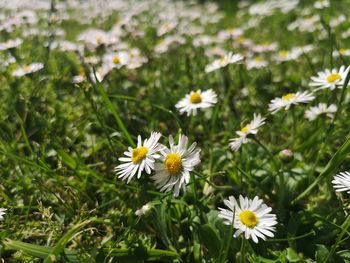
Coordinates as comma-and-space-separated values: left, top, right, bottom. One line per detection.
93, 70, 135, 147
323, 215, 350, 263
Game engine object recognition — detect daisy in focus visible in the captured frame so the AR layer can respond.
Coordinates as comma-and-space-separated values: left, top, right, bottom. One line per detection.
218, 195, 277, 243
175, 89, 218, 116
309, 66, 350, 91
115, 132, 162, 183
332, 171, 350, 194
205, 52, 243, 73
304, 103, 337, 121
152, 134, 200, 197
229, 113, 266, 151
12, 63, 44, 77
0, 208, 6, 221
268, 91, 315, 113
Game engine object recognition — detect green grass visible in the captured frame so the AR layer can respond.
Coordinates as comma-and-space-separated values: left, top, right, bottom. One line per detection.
1, 0, 350, 262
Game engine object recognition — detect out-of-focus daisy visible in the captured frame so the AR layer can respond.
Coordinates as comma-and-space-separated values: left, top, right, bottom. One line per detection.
115, 132, 162, 183
77, 29, 116, 49
205, 52, 243, 73
127, 48, 148, 69
309, 66, 350, 90
288, 15, 321, 33
246, 56, 268, 70
268, 92, 315, 113
157, 21, 178, 36
0, 208, 6, 221
175, 89, 218, 116
154, 35, 185, 54
273, 49, 302, 62
314, 0, 330, 9
332, 171, 350, 194
217, 28, 244, 41
204, 47, 227, 58
152, 134, 200, 197
330, 15, 346, 28
251, 42, 278, 53
103, 51, 130, 70
72, 68, 86, 84
193, 35, 216, 47
218, 195, 277, 243
0, 38, 22, 51
135, 203, 152, 216
333, 48, 350, 57
305, 103, 337, 121
232, 36, 253, 48
229, 113, 266, 151
12, 63, 44, 77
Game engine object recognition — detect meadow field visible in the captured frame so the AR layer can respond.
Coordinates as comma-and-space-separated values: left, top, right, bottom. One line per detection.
1, 0, 350, 262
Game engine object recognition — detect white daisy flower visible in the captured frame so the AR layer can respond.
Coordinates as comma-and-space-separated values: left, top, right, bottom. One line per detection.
12, 63, 44, 77
115, 132, 162, 183
246, 56, 268, 70
309, 66, 350, 91
229, 113, 266, 151
273, 49, 302, 62
0, 38, 22, 51
314, 0, 330, 9
152, 134, 201, 197
333, 48, 350, 57
102, 51, 130, 70
175, 89, 218, 116
218, 195, 277, 243
0, 208, 6, 221
332, 171, 350, 194
268, 92, 315, 114
135, 203, 152, 216
205, 52, 243, 73
304, 103, 337, 121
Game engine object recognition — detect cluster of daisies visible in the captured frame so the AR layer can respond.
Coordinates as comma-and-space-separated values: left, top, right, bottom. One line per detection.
116, 131, 279, 243
116, 60, 350, 243
115, 132, 200, 197
116, 56, 350, 243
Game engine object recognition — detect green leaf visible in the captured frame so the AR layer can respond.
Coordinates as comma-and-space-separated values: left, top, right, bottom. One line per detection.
4, 240, 179, 262
43, 219, 92, 263
199, 224, 221, 258
315, 244, 329, 263
4, 240, 79, 262
286, 248, 300, 262
57, 149, 77, 169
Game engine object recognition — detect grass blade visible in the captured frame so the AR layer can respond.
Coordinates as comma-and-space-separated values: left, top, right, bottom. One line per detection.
93, 71, 135, 147
292, 133, 350, 204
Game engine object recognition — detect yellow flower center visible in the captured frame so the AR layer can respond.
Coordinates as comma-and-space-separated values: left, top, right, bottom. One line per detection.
237, 36, 246, 43
326, 73, 341, 83
339, 48, 346, 55
23, 65, 31, 72
241, 125, 249, 133
79, 68, 85, 76
253, 57, 262, 62
282, 93, 296, 101
131, 147, 148, 164
189, 92, 202, 104
279, 50, 288, 59
239, 210, 258, 228
96, 36, 102, 45
219, 56, 227, 63
112, 56, 121, 64
164, 153, 182, 176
